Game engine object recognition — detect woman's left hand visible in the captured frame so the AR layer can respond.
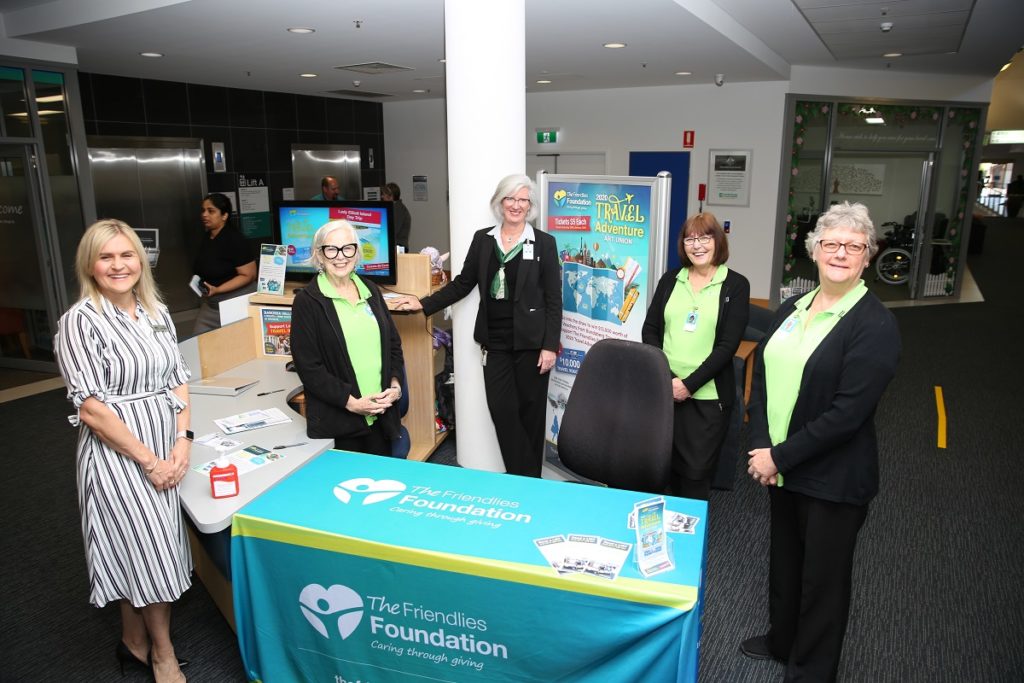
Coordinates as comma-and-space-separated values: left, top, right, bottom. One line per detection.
747, 447, 778, 486
168, 437, 191, 486
537, 350, 556, 374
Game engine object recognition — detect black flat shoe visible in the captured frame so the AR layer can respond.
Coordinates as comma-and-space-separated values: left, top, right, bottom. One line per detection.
116, 642, 190, 676
740, 635, 786, 663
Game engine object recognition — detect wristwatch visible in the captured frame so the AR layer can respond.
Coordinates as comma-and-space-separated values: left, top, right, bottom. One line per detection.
175, 429, 194, 442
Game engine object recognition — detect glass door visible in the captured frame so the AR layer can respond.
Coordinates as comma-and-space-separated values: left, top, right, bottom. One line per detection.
0, 144, 62, 369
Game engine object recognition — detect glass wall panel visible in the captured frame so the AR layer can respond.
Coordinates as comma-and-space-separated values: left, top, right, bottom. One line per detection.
782, 101, 832, 291
834, 103, 941, 151
0, 67, 32, 138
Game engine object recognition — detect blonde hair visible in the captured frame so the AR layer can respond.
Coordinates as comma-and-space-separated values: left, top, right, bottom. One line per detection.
75, 219, 163, 317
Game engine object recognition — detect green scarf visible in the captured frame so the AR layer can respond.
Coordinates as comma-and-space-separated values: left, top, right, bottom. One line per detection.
490, 239, 524, 299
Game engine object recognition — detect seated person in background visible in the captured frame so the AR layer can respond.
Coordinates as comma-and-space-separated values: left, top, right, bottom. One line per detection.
312, 175, 341, 201
382, 182, 412, 251
290, 220, 405, 456
193, 192, 256, 335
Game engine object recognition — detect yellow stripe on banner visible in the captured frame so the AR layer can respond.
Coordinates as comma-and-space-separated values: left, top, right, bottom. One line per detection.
934, 385, 947, 449
233, 514, 698, 611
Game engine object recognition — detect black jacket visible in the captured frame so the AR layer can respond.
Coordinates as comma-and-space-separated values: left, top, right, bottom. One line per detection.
290, 276, 405, 440
642, 267, 750, 407
748, 291, 900, 505
420, 227, 562, 351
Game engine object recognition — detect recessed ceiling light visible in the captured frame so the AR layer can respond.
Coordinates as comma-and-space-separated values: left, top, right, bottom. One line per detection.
536, 79, 552, 84
299, 73, 317, 78
139, 52, 163, 58
412, 89, 427, 93
1000, 62, 1012, 72
865, 117, 886, 125
603, 42, 627, 49
287, 27, 315, 34
883, 52, 902, 58
674, 71, 692, 76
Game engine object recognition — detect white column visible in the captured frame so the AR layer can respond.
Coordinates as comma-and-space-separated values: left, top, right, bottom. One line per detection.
444, 0, 525, 471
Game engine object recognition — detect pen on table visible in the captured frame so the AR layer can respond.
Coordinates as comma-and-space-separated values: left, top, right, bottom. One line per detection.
257, 389, 284, 396
273, 442, 308, 449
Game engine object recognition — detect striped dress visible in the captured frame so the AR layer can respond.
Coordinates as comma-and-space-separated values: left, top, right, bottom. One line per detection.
55, 296, 193, 608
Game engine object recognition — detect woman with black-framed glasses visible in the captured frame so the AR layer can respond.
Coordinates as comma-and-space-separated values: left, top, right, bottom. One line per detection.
741, 201, 901, 680
642, 212, 750, 500
290, 220, 405, 456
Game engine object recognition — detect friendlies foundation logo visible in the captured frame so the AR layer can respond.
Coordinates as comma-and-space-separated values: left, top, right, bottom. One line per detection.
552, 189, 567, 207
299, 584, 364, 640
334, 477, 406, 505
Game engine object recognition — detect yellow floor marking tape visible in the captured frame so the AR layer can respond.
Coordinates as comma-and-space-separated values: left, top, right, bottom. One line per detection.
934, 386, 947, 449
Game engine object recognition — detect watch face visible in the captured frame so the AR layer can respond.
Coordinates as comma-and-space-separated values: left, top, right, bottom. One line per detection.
186, 430, 194, 441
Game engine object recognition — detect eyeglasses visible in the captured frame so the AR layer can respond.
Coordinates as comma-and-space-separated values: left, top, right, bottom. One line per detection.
817, 240, 867, 255
320, 243, 358, 259
683, 235, 713, 247
502, 197, 531, 207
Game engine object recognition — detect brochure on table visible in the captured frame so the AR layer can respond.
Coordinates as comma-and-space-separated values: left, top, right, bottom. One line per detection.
537, 172, 670, 470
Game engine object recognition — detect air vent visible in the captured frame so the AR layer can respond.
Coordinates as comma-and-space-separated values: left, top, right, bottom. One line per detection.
334, 62, 413, 75
325, 89, 392, 99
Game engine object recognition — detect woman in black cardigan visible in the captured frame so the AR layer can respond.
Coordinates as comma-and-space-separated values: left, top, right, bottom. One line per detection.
642, 212, 749, 499
742, 202, 900, 681
291, 220, 405, 456
393, 174, 561, 477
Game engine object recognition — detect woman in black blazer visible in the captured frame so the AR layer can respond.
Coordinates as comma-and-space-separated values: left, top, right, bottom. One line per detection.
291, 220, 405, 456
394, 174, 561, 476
642, 212, 749, 500
741, 202, 900, 681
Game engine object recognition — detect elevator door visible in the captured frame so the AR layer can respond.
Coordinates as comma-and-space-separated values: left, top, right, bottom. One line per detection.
88, 139, 206, 314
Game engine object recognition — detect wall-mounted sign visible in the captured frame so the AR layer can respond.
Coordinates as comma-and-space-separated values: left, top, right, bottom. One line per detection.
989, 130, 1024, 144
536, 128, 560, 144
707, 149, 751, 207
238, 173, 272, 238
683, 131, 695, 149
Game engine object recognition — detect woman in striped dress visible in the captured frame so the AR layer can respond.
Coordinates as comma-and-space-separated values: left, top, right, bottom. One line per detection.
56, 219, 192, 683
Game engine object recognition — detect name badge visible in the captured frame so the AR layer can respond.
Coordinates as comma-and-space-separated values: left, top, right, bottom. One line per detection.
684, 310, 698, 332
150, 323, 169, 332
523, 243, 534, 261
781, 315, 799, 333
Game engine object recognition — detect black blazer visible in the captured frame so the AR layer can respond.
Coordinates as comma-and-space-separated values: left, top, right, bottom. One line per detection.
748, 291, 900, 505
420, 227, 562, 351
642, 267, 750, 408
290, 276, 405, 440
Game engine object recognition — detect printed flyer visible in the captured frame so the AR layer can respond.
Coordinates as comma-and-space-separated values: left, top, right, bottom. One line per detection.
257, 244, 288, 295
261, 307, 292, 356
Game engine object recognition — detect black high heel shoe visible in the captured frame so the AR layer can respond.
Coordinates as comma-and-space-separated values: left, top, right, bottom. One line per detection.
116, 642, 190, 676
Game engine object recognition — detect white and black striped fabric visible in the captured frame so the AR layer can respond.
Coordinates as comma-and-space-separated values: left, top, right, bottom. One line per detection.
55, 296, 193, 608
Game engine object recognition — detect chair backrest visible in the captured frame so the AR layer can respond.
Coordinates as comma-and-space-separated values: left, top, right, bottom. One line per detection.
558, 339, 674, 493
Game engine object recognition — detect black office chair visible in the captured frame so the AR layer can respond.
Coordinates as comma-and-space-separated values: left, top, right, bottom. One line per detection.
558, 339, 673, 494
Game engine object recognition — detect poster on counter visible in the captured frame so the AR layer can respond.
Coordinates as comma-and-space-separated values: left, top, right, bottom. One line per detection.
257, 244, 288, 295
538, 173, 670, 471
239, 173, 272, 238
707, 149, 751, 207
260, 307, 292, 356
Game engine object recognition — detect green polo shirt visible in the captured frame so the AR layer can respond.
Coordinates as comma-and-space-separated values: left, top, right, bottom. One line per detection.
763, 281, 868, 449
662, 265, 727, 400
318, 272, 382, 425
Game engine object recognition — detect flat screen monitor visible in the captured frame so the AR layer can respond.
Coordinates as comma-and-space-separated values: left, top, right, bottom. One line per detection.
274, 200, 398, 285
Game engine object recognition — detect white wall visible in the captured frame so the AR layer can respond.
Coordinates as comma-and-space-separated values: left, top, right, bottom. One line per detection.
383, 69, 999, 298
382, 98, 450, 255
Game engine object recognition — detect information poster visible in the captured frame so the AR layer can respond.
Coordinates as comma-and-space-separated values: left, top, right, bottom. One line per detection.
540, 175, 668, 467
257, 244, 288, 295
239, 173, 272, 238
261, 307, 292, 356
707, 150, 751, 207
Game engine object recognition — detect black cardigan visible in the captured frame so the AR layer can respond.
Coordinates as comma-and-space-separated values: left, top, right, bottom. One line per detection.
290, 276, 405, 440
641, 267, 750, 408
420, 227, 562, 352
748, 291, 900, 505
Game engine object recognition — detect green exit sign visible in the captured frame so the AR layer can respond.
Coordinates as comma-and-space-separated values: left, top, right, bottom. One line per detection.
537, 130, 557, 143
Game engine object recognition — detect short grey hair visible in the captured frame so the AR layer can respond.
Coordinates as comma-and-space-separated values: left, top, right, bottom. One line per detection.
805, 201, 879, 259
309, 220, 360, 270
489, 173, 539, 223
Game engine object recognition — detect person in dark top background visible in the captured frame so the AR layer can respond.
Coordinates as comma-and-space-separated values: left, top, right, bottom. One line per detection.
192, 192, 256, 335
382, 182, 412, 251
1006, 174, 1023, 218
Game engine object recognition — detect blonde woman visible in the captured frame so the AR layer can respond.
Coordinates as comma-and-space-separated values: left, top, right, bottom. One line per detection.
55, 219, 192, 682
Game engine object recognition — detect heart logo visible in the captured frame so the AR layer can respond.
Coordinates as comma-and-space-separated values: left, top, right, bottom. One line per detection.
333, 477, 406, 505
298, 583, 363, 640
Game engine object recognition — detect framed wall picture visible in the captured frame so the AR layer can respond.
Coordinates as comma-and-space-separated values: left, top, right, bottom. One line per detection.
707, 149, 752, 207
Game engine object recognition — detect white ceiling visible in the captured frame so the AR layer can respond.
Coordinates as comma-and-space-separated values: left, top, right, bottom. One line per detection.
0, 0, 1021, 101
